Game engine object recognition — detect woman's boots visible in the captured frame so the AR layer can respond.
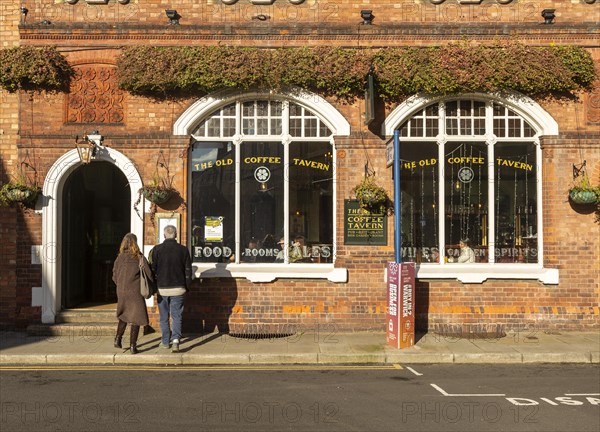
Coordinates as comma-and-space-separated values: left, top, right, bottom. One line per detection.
114, 320, 127, 348
115, 320, 140, 354
130, 325, 140, 354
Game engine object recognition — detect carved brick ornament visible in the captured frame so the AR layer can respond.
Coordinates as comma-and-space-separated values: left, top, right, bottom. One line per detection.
67, 66, 124, 124
587, 86, 600, 125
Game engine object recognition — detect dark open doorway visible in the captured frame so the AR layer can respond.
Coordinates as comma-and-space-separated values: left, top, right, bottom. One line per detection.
61, 161, 130, 309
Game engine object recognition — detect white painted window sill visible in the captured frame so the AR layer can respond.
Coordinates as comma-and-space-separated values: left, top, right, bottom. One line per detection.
193, 263, 348, 283
414, 263, 559, 284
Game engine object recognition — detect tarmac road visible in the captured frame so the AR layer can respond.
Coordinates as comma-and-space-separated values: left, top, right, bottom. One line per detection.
1, 364, 599, 432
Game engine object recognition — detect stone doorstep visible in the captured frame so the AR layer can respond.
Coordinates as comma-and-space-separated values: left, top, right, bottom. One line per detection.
56, 310, 116, 324
26, 323, 117, 337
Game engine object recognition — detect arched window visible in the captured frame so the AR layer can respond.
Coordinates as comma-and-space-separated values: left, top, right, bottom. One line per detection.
190, 99, 334, 267
398, 99, 540, 266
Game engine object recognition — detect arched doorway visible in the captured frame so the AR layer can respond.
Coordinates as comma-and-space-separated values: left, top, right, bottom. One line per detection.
61, 161, 130, 308
42, 148, 144, 323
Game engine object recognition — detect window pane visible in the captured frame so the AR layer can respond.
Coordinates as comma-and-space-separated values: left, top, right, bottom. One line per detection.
243, 102, 254, 116
411, 118, 423, 136
207, 118, 220, 136
240, 142, 284, 263
319, 123, 331, 137
493, 118, 505, 137
257, 101, 268, 116
425, 119, 438, 137
257, 118, 269, 135
444, 142, 488, 263
223, 103, 236, 116
460, 118, 471, 135
446, 118, 458, 135
305, 118, 318, 137
399, 141, 439, 263
289, 118, 302, 136
223, 118, 236, 137
289, 102, 301, 116
494, 143, 538, 263
473, 101, 485, 116
243, 118, 255, 135
271, 118, 282, 135
191, 142, 235, 263
288, 142, 334, 263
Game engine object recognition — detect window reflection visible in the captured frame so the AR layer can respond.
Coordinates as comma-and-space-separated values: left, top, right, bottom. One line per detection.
398, 99, 539, 265
399, 142, 439, 262
444, 142, 488, 263
190, 142, 235, 263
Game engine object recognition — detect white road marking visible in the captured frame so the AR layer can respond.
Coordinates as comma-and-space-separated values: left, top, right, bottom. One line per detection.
406, 366, 423, 376
564, 393, 600, 396
431, 383, 506, 397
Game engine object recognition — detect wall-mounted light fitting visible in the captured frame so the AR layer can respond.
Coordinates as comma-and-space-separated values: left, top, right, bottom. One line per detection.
165, 9, 180, 25
360, 10, 374, 25
20, 6, 28, 22
541, 9, 555, 24
75, 130, 103, 164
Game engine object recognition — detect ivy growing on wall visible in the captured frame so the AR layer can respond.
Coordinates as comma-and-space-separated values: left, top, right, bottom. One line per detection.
116, 46, 373, 99
0, 46, 73, 92
116, 42, 596, 100
0, 42, 596, 101
373, 42, 597, 98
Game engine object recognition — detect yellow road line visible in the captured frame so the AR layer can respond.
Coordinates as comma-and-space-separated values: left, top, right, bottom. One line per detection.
0, 364, 401, 372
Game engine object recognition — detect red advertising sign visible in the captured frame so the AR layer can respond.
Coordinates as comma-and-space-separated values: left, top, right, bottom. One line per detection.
386, 262, 415, 349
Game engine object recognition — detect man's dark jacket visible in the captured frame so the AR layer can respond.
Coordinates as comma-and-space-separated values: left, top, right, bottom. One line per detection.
151, 239, 193, 290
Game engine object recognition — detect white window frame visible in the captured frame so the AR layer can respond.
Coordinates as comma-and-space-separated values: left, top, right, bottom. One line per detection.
176, 89, 350, 283
383, 93, 559, 284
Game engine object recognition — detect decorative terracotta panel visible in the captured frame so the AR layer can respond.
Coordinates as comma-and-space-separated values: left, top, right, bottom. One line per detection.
66, 66, 124, 124
587, 86, 600, 125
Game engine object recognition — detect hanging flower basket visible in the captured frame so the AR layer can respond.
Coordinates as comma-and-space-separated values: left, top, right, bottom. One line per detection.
352, 177, 391, 213
569, 189, 598, 205
0, 183, 41, 208
142, 186, 174, 205
568, 171, 600, 206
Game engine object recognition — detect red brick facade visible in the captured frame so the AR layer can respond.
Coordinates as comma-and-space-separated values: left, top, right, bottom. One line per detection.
1, 0, 598, 334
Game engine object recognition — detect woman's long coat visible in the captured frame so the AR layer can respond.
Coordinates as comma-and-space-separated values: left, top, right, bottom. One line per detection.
112, 253, 151, 326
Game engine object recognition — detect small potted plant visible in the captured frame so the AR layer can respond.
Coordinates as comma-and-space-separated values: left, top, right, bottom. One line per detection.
568, 171, 600, 205
352, 176, 391, 213
0, 164, 41, 209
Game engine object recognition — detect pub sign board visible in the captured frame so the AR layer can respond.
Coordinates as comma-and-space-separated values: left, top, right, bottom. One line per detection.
343, 200, 387, 246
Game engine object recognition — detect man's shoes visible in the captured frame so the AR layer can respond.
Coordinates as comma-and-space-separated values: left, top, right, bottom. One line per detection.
114, 336, 122, 349
171, 339, 180, 353
130, 345, 138, 355
159, 343, 170, 349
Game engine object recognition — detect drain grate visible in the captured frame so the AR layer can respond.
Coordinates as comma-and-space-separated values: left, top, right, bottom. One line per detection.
229, 332, 296, 340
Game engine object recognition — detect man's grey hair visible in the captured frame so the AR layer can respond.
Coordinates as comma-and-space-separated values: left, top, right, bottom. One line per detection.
164, 225, 177, 239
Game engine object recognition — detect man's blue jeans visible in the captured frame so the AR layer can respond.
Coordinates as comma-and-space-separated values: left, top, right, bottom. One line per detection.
157, 294, 184, 345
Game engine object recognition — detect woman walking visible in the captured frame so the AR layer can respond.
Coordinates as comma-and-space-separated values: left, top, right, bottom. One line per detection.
112, 233, 152, 354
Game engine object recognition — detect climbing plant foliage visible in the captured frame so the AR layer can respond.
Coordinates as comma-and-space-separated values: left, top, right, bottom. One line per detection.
0, 46, 73, 92
0, 42, 596, 101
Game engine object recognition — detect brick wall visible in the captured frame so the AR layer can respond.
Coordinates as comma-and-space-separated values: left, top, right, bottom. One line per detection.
1, 0, 598, 332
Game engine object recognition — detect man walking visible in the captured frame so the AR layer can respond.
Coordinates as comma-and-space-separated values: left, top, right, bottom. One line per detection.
151, 225, 192, 353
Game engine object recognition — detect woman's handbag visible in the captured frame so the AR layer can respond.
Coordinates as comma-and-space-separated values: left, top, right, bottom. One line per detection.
139, 256, 154, 299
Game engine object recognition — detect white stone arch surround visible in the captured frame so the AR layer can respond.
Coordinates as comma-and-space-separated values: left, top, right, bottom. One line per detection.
41, 148, 143, 323
173, 88, 351, 136
173, 88, 350, 283
381, 91, 560, 284
382, 92, 558, 137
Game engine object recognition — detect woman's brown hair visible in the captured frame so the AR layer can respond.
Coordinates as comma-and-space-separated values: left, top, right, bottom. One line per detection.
119, 233, 141, 257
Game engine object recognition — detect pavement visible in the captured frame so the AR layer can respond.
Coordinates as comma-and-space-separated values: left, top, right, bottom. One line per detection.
1, 328, 598, 367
